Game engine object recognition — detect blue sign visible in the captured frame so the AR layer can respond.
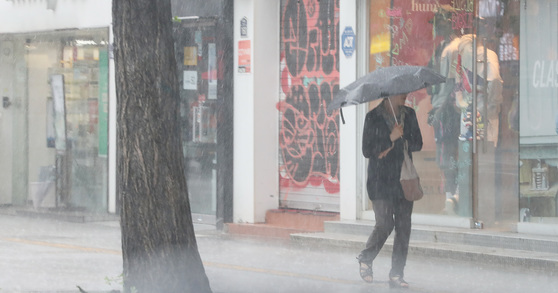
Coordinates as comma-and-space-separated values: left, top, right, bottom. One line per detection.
342, 26, 356, 57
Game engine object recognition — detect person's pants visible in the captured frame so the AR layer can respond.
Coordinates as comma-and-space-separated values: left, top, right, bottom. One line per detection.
436, 142, 458, 195
360, 197, 413, 278
443, 167, 458, 195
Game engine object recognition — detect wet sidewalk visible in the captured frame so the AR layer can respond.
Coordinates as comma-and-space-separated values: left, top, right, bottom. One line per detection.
5, 204, 558, 272
1, 213, 558, 292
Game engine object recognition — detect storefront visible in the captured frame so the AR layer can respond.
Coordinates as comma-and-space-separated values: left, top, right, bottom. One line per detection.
332, 0, 558, 233
270, 0, 558, 233
0, 1, 115, 214
1, 0, 232, 222
344, 0, 514, 229
0, 28, 111, 212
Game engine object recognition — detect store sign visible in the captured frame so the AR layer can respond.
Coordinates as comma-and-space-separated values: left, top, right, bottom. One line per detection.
521, 3, 558, 138
183, 71, 197, 90
342, 26, 355, 57
240, 17, 248, 38
184, 47, 197, 66
532, 60, 558, 88
238, 40, 251, 73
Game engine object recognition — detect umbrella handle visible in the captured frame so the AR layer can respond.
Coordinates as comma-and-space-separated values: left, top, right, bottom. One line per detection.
340, 108, 346, 124
387, 98, 399, 126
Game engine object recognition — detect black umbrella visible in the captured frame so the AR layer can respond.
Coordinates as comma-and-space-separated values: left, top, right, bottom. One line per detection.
328, 65, 445, 123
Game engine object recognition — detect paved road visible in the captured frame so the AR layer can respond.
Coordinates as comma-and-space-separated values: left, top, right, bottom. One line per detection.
0, 214, 557, 293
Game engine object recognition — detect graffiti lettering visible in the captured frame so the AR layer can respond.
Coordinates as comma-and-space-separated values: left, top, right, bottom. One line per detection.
279, 82, 339, 187
318, 0, 338, 75
280, 0, 340, 194
283, 0, 308, 77
284, 0, 338, 78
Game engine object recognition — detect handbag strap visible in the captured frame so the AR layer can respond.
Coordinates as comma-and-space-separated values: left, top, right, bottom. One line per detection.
403, 138, 409, 152
400, 110, 409, 153
400, 107, 405, 128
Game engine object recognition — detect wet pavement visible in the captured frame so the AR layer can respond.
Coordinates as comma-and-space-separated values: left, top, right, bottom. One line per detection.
0, 213, 557, 293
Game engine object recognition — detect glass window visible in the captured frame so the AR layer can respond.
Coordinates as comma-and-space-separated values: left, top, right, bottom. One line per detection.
364, 0, 521, 227
174, 21, 219, 220
519, 0, 558, 224
1, 29, 110, 212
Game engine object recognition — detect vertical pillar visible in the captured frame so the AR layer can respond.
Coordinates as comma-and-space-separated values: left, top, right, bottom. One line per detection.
108, 25, 117, 214
338, 0, 358, 220
233, 0, 280, 223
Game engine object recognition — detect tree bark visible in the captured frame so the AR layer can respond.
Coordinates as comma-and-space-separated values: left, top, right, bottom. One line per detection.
113, 1, 212, 292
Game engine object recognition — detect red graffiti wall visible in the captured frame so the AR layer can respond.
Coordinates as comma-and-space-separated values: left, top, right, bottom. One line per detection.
278, 0, 340, 209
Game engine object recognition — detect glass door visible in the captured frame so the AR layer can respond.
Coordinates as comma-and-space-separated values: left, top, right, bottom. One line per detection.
363, 0, 521, 229
174, 19, 220, 223
460, 1, 520, 228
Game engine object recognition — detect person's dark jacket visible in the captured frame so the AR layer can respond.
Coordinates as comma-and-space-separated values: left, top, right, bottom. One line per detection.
362, 104, 423, 201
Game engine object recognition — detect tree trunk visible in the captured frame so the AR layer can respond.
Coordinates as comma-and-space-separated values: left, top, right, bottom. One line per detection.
113, 1, 212, 292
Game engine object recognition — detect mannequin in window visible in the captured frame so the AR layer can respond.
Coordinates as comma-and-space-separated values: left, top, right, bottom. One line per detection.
427, 5, 462, 214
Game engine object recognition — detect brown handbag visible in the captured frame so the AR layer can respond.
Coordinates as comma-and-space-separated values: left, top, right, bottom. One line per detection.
386, 98, 423, 201
400, 140, 423, 201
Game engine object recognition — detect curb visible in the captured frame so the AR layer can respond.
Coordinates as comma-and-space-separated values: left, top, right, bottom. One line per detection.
290, 232, 558, 272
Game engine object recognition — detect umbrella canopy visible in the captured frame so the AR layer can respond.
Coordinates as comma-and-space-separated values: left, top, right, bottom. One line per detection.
327, 65, 445, 114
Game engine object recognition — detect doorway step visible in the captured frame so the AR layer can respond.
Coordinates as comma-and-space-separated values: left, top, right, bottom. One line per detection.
225, 209, 340, 239
0, 205, 118, 223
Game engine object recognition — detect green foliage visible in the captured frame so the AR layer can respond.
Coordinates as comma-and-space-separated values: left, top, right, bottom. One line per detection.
103, 273, 138, 293
105, 273, 124, 286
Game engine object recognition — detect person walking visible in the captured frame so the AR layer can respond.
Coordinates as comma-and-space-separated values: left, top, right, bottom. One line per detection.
357, 94, 423, 289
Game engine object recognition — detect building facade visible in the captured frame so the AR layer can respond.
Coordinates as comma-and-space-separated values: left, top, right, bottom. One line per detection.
235, 0, 558, 236
0, 0, 116, 213
0, 0, 234, 226
2, 0, 557, 237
